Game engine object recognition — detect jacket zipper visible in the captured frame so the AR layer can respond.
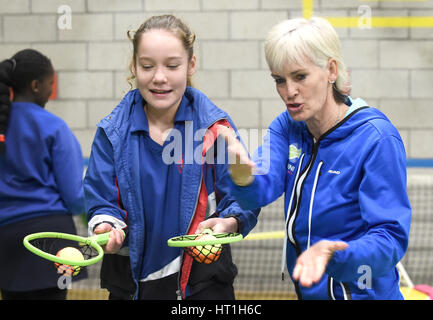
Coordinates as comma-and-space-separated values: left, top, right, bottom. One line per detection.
176, 117, 227, 299
287, 139, 319, 253
176, 169, 203, 300
286, 138, 320, 299
180, 116, 228, 239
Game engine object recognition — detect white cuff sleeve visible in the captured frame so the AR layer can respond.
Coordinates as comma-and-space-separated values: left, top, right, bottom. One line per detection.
87, 214, 127, 236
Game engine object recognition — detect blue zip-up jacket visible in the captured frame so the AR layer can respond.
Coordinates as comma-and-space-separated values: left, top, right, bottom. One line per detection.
230, 98, 411, 300
84, 87, 260, 298
0, 102, 85, 226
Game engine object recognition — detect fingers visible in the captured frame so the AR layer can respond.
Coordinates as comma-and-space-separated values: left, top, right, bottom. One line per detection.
94, 224, 125, 254
331, 241, 349, 252
292, 262, 302, 284
292, 240, 348, 288
195, 217, 239, 234
216, 125, 255, 186
227, 143, 255, 186
211, 217, 238, 234
293, 263, 322, 287
227, 143, 255, 167
93, 222, 113, 234
216, 125, 236, 144
111, 228, 125, 244
104, 228, 125, 254
217, 125, 254, 167
196, 219, 218, 234
293, 257, 326, 287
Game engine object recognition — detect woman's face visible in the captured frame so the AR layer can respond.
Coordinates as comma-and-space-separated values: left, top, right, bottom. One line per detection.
133, 29, 196, 113
270, 57, 335, 124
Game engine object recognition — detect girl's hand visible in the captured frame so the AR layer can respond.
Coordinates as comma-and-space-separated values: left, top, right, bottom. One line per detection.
195, 217, 239, 235
93, 222, 125, 254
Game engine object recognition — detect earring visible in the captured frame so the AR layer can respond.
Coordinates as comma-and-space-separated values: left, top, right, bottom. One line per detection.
329, 80, 335, 84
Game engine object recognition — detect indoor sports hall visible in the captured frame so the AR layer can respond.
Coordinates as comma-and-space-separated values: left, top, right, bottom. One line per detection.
0, 0, 432, 300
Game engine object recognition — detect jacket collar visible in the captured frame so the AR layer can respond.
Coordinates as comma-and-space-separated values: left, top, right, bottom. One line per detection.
100, 87, 229, 140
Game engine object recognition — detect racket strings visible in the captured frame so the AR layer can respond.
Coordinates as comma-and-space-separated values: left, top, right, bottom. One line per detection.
29, 238, 98, 259
185, 243, 223, 264
80, 244, 98, 260
168, 232, 242, 264
30, 237, 73, 256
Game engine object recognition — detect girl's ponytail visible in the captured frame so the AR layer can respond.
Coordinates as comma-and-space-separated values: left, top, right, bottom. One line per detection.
0, 59, 15, 154
0, 49, 53, 154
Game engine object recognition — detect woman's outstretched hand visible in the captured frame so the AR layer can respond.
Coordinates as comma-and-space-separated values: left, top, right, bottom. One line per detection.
217, 125, 255, 186
292, 240, 348, 287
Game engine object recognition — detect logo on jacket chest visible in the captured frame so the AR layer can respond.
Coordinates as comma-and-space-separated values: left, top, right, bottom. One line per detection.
289, 144, 302, 163
287, 144, 302, 175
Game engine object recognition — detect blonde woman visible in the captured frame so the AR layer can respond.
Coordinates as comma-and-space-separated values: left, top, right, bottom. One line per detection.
84, 15, 259, 300
207, 17, 411, 300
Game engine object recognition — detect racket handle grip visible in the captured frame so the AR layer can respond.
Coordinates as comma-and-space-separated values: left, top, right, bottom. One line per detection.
92, 230, 126, 246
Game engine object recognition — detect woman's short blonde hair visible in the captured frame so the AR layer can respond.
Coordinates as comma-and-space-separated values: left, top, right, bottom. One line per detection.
264, 17, 350, 100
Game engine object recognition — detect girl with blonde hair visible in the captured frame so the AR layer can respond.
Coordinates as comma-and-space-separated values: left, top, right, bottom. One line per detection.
84, 15, 259, 300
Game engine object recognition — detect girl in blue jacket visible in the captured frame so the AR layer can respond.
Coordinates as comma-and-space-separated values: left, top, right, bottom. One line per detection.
0, 49, 85, 299
84, 15, 259, 300
213, 17, 411, 300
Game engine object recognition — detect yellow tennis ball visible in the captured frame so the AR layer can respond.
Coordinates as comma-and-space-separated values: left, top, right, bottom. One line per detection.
192, 234, 222, 264
57, 247, 84, 261
55, 247, 84, 276
197, 244, 221, 256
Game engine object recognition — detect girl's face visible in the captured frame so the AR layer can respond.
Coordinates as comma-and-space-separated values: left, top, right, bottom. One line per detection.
33, 70, 54, 108
270, 57, 336, 124
133, 29, 196, 113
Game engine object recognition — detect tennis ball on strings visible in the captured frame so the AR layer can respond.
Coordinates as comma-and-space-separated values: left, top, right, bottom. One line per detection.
54, 247, 84, 276
192, 234, 222, 264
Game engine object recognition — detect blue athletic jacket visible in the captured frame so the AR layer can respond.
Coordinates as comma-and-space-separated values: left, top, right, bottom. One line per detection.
0, 102, 85, 226
230, 98, 411, 300
84, 87, 259, 298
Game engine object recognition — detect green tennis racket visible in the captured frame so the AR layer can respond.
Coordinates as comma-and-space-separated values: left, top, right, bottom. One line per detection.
23, 231, 124, 276
167, 228, 243, 264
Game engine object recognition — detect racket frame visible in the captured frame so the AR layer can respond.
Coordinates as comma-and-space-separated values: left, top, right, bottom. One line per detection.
23, 231, 111, 267
167, 232, 243, 248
